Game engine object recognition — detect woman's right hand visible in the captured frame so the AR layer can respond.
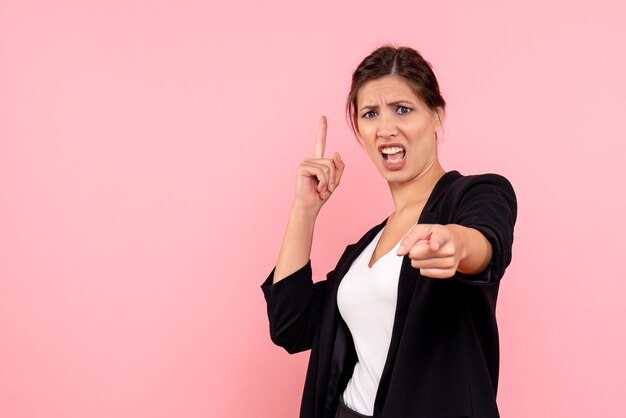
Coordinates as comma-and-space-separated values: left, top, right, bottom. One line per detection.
274, 116, 344, 284
293, 116, 345, 212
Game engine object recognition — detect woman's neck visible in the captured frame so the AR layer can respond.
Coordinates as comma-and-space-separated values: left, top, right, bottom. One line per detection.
388, 160, 446, 215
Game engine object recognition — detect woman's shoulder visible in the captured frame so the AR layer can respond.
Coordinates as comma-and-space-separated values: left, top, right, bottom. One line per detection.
445, 171, 516, 197
434, 171, 517, 216
450, 171, 513, 188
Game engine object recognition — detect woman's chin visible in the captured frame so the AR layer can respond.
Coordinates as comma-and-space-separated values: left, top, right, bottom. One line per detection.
379, 168, 410, 185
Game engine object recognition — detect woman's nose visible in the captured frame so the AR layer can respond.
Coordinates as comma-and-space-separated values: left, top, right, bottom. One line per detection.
377, 115, 398, 138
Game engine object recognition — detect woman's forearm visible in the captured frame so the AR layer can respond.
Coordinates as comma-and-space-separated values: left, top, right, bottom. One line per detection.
447, 224, 493, 275
273, 205, 319, 284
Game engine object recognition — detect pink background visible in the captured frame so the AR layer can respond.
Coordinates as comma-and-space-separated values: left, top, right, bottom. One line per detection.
1, 0, 625, 417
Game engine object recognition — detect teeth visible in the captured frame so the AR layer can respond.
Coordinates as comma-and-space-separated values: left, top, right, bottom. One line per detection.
381, 147, 404, 154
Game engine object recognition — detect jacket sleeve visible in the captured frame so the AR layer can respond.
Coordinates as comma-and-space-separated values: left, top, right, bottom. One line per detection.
452, 174, 518, 285
260, 260, 328, 354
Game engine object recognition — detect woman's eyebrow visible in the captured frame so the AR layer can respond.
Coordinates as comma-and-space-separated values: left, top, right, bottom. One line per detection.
358, 104, 378, 112
359, 100, 416, 111
386, 100, 415, 107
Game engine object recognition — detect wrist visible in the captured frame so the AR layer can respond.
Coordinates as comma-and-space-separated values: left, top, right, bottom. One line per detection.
446, 224, 492, 275
290, 203, 320, 222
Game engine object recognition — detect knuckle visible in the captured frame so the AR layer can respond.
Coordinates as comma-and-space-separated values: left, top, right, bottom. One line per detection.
441, 248, 455, 257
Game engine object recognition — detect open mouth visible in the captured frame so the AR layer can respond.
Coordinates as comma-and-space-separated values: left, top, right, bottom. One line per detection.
380, 146, 406, 162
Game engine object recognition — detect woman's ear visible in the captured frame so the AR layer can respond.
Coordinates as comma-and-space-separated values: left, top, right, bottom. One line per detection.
434, 107, 445, 130
352, 113, 359, 134
352, 113, 365, 145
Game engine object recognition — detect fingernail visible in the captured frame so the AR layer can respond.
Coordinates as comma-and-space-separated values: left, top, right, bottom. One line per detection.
397, 245, 405, 255
329, 183, 335, 191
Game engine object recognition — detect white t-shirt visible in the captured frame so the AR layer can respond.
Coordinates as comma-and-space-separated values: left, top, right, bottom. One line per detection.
336, 227, 405, 415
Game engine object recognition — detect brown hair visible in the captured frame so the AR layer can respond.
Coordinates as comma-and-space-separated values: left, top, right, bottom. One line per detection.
346, 45, 446, 135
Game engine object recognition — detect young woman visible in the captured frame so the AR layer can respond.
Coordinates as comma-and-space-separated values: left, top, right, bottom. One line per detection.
261, 46, 517, 418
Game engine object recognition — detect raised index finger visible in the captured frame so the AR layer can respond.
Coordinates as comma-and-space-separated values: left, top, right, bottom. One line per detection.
313, 115, 327, 158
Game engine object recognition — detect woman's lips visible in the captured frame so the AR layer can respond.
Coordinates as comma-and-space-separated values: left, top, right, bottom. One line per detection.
380, 145, 406, 170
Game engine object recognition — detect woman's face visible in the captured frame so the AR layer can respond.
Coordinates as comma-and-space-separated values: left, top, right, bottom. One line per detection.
355, 75, 443, 185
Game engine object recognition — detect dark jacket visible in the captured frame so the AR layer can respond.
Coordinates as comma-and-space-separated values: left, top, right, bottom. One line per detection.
261, 171, 517, 418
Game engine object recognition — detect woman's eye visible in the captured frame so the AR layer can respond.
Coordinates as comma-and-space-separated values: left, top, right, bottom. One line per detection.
362, 111, 377, 119
397, 106, 412, 115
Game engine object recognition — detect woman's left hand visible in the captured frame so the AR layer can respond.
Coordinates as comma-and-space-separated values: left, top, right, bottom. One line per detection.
396, 224, 464, 279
